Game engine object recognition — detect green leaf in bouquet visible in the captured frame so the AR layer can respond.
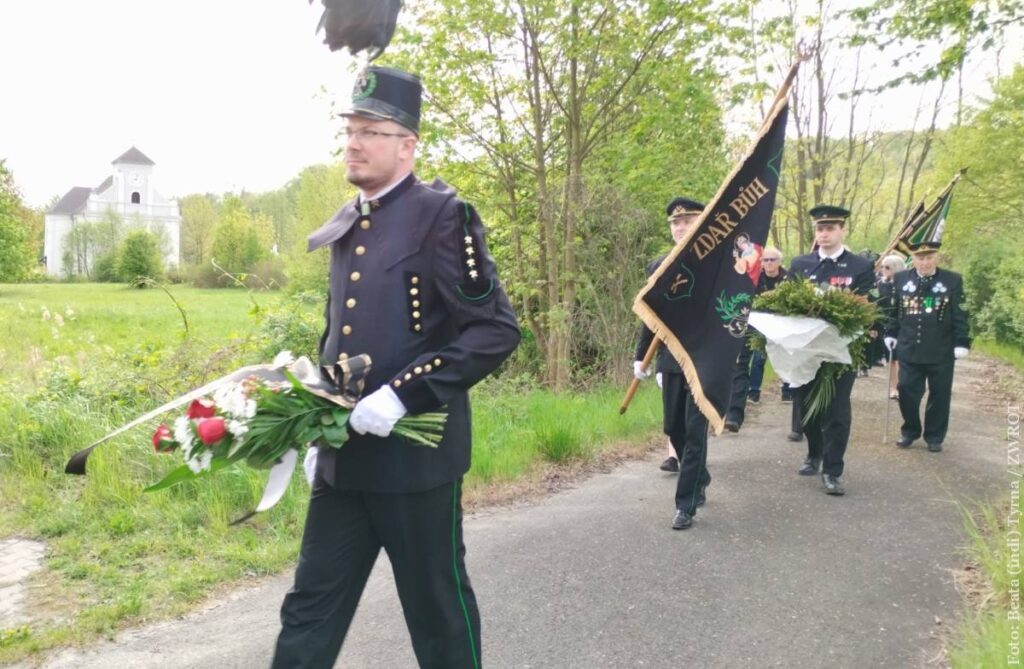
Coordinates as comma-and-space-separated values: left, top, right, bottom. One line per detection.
320, 423, 348, 446
297, 425, 322, 445
331, 409, 350, 428
320, 413, 335, 426
144, 464, 199, 492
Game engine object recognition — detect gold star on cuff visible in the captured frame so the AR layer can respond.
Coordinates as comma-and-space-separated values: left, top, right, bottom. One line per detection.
466, 258, 476, 268
469, 270, 479, 280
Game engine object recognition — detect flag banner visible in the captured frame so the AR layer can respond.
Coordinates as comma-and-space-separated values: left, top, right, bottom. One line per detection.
888, 169, 965, 258
632, 81, 792, 434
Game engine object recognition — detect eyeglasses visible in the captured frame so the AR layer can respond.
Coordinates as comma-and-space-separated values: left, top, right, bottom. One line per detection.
343, 128, 412, 142
763, 258, 781, 262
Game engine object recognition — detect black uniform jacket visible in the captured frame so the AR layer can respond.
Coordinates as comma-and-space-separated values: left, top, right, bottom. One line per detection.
788, 248, 876, 296
306, 175, 521, 493
635, 255, 683, 375
885, 268, 969, 365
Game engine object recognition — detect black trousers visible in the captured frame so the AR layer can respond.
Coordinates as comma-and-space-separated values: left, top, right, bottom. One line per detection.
898, 359, 955, 444
790, 387, 803, 435
802, 369, 856, 477
725, 340, 755, 425
662, 373, 710, 514
272, 478, 482, 669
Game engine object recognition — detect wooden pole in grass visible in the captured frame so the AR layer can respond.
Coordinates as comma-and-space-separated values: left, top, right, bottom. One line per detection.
619, 339, 660, 414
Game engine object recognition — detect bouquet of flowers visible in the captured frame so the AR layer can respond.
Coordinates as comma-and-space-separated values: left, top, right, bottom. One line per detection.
143, 353, 446, 492
748, 278, 879, 421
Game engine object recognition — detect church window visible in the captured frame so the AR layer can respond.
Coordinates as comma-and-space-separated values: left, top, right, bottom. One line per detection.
131, 192, 141, 204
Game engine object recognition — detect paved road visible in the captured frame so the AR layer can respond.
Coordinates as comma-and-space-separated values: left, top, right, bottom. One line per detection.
29, 357, 1012, 668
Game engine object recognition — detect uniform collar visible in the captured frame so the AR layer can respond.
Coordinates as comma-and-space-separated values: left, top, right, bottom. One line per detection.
357, 173, 415, 214
817, 246, 845, 261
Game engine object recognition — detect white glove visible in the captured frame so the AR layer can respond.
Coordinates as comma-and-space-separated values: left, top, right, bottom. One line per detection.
633, 360, 650, 381
656, 372, 663, 389
350, 385, 408, 437
954, 347, 969, 360
303, 446, 318, 485
884, 337, 897, 351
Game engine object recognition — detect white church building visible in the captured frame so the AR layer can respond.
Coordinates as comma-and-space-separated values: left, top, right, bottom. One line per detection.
44, 147, 181, 278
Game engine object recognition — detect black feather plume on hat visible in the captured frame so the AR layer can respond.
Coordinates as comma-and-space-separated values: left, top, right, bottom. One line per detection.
309, 0, 402, 61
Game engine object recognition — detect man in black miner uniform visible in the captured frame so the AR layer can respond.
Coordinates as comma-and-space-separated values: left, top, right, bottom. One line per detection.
272, 66, 521, 669
634, 197, 711, 530
788, 205, 876, 495
884, 240, 969, 452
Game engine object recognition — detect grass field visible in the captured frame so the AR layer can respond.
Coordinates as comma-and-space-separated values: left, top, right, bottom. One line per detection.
0, 283, 661, 663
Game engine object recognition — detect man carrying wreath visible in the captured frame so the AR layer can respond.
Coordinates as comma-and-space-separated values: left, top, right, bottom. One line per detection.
787, 205, 876, 495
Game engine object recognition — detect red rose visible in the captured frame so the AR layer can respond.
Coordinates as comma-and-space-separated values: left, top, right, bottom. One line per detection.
196, 417, 227, 445
187, 399, 217, 419
152, 424, 175, 453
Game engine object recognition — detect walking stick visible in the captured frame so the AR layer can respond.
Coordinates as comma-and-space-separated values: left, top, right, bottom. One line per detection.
883, 347, 895, 443
620, 339, 660, 414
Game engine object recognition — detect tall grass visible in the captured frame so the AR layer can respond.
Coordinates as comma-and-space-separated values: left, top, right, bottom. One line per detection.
948, 501, 1022, 667
974, 339, 1024, 372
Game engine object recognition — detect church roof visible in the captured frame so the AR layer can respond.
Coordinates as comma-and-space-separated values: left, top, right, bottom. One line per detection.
112, 146, 155, 166
49, 187, 93, 215
95, 175, 113, 194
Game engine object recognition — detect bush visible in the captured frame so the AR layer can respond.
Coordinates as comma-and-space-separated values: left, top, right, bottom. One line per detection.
246, 258, 288, 290
117, 231, 163, 285
255, 293, 323, 361
976, 260, 1024, 346
93, 251, 120, 283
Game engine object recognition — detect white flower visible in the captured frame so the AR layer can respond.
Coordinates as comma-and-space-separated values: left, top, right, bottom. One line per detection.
272, 350, 295, 368
933, 282, 947, 293
54, 314, 65, 327
902, 281, 917, 293
186, 450, 213, 473
227, 419, 249, 437
65, 307, 75, 319
173, 415, 195, 449
212, 383, 252, 419
41, 307, 51, 321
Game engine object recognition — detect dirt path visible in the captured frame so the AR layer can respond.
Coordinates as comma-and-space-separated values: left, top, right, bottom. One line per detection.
21, 356, 1016, 668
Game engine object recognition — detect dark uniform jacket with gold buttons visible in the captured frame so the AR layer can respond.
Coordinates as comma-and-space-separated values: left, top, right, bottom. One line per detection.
306, 174, 521, 493
885, 268, 969, 365
788, 248, 876, 296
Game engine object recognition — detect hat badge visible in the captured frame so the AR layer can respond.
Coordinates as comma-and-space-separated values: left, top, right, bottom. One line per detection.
352, 70, 378, 102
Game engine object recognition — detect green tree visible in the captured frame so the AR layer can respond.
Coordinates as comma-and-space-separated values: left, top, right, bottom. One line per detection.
285, 163, 352, 295
387, 0, 732, 387
179, 194, 219, 266
117, 229, 164, 284
210, 196, 268, 275
0, 160, 34, 281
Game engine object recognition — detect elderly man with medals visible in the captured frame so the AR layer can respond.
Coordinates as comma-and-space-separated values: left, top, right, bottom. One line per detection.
271, 66, 521, 669
884, 240, 970, 452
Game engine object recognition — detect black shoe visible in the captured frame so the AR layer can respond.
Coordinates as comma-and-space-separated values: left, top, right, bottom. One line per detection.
896, 436, 915, 448
672, 509, 693, 530
927, 442, 943, 452
747, 390, 761, 403
798, 458, 821, 476
822, 473, 845, 495
659, 456, 679, 472
724, 419, 740, 433
787, 431, 804, 442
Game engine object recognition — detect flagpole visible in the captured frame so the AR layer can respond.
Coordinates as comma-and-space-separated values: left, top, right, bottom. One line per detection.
619, 339, 660, 415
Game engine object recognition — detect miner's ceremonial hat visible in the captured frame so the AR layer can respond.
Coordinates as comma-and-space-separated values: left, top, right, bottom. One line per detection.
809, 205, 851, 226
341, 66, 422, 135
909, 240, 942, 254
666, 197, 705, 219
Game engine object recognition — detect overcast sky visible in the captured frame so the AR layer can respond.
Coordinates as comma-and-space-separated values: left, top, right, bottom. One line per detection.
1, 1, 1020, 208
